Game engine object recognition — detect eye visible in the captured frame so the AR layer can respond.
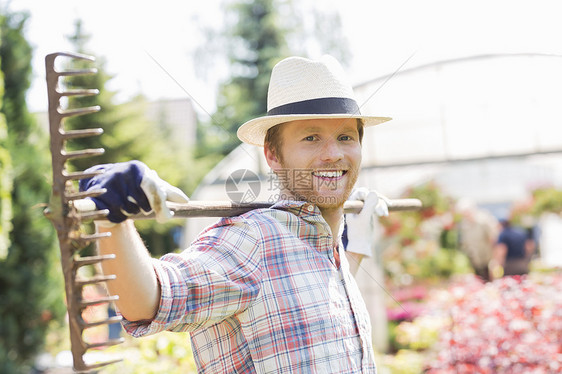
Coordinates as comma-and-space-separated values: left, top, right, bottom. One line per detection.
339, 134, 353, 141
303, 135, 316, 141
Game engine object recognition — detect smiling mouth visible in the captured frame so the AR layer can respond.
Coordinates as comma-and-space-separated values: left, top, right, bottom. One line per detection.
312, 170, 346, 179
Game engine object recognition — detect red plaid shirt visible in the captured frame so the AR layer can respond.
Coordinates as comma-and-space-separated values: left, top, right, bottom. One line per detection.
122, 200, 377, 373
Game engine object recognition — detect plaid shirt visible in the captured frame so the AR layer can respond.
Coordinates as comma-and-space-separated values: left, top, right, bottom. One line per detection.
122, 200, 377, 373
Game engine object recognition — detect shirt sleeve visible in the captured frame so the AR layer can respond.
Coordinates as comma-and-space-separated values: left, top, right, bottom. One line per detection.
121, 217, 262, 337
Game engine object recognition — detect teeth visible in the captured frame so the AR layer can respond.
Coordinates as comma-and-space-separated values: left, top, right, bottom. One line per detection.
313, 170, 343, 178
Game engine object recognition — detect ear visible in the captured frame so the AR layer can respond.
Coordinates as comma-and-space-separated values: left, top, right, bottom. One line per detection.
264, 143, 282, 170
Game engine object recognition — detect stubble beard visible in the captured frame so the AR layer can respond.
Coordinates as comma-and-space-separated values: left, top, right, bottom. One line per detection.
277, 162, 360, 210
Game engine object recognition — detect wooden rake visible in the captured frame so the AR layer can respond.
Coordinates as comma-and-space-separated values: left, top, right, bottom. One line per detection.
44, 52, 421, 372
44, 52, 123, 373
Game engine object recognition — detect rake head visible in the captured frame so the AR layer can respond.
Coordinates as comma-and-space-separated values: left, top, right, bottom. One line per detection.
44, 52, 123, 373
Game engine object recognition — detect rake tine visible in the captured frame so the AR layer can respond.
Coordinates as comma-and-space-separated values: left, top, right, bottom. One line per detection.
81, 316, 123, 329
59, 88, 100, 97
64, 170, 105, 182
60, 127, 103, 140
74, 254, 116, 268
48, 51, 95, 62
78, 232, 112, 241
62, 148, 105, 161
76, 274, 116, 287
59, 105, 101, 118
66, 188, 107, 201
57, 68, 98, 77
80, 358, 124, 373
80, 295, 119, 309
72, 233, 112, 249
77, 209, 110, 222
85, 338, 126, 350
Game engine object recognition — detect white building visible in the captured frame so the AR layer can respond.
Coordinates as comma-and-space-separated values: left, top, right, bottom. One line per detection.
181, 54, 562, 350
185, 53, 562, 242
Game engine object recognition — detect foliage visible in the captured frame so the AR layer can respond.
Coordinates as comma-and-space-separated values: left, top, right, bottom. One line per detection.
508, 187, 562, 227
63, 20, 210, 256
0, 8, 66, 371
383, 240, 471, 286
101, 332, 197, 374
0, 41, 10, 259
530, 187, 562, 216
393, 315, 444, 352
196, 0, 351, 158
63, 21, 168, 172
0, 133, 10, 258
379, 182, 472, 286
40, 319, 197, 373
197, 0, 290, 157
379, 349, 426, 374
407, 181, 453, 218
283, 0, 351, 64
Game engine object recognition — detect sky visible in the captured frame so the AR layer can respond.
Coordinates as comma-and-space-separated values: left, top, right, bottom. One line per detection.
7, 0, 562, 114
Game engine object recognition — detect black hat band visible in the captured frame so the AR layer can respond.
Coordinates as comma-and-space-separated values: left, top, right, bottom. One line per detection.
267, 97, 361, 116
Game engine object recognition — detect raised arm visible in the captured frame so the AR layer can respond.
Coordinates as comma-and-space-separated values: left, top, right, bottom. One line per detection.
97, 221, 161, 321
78, 160, 190, 321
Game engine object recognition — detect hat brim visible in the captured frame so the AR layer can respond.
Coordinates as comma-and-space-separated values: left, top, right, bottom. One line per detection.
237, 114, 392, 147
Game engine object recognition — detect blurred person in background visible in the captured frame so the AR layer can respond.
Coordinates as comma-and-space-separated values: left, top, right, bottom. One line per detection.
489, 218, 536, 279
456, 199, 499, 281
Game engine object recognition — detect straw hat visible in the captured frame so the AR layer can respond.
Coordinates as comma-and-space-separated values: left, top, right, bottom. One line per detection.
237, 55, 391, 146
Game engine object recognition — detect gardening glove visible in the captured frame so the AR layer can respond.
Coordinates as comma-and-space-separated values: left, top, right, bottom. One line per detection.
78, 160, 189, 224
344, 187, 389, 257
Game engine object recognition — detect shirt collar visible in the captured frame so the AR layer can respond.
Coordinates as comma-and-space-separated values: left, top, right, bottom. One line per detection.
269, 200, 344, 238
270, 199, 321, 218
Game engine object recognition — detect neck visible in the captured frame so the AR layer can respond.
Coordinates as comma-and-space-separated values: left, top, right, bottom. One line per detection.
278, 190, 344, 245
319, 205, 344, 245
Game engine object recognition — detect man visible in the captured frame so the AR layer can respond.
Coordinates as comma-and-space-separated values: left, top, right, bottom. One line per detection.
455, 198, 498, 281
490, 218, 535, 279
80, 55, 390, 372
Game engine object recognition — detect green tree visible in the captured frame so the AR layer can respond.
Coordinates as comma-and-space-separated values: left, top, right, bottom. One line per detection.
0, 9, 66, 372
196, 0, 350, 158
63, 20, 163, 171
64, 20, 210, 256
0, 40, 10, 261
197, 0, 290, 157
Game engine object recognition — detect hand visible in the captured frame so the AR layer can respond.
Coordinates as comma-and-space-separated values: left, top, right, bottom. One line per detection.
344, 187, 389, 256
78, 160, 189, 224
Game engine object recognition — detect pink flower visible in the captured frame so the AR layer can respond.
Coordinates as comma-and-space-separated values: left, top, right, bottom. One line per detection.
424, 273, 562, 373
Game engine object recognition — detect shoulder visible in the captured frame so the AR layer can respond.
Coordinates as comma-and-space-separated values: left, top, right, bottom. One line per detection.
192, 209, 284, 242
196, 215, 259, 244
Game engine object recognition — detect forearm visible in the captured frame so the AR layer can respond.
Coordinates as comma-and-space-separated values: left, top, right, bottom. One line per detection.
96, 220, 161, 321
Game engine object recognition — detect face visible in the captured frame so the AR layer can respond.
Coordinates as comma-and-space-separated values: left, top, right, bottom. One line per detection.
264, 118, 362, 210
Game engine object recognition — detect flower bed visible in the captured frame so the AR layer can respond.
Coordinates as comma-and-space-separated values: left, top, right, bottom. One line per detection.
381, 272, 562, 373
416, 272, 562, 373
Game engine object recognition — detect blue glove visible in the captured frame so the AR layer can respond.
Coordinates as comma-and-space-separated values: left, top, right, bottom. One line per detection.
78, 160, 189, 223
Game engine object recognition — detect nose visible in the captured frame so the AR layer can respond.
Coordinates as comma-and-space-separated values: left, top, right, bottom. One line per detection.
320, 139, 344, 163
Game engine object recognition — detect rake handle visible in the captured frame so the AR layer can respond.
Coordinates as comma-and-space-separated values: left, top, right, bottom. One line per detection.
75, 198, 422, 220
167, 198, 422, 217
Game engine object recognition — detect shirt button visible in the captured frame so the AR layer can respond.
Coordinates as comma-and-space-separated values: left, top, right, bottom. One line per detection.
307, 204, 314, 212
